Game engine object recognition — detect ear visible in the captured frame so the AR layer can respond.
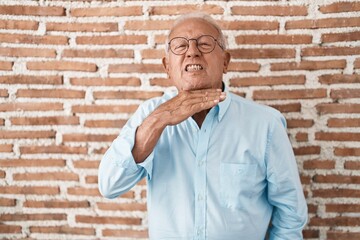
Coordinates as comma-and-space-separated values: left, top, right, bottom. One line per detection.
223, 51, 231, 74
162, 56, 170, 77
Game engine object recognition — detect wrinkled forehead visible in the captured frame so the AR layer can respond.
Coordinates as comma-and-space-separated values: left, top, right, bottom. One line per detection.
169, 18, 220, 40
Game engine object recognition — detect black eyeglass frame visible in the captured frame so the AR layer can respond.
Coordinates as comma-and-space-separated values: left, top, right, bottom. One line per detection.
167, 35, 224, 55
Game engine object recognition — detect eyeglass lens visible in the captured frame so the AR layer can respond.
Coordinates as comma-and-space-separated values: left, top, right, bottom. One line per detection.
169, 35, 217, 55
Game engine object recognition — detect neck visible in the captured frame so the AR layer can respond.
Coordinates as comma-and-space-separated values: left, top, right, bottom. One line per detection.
192, 109, 209, 128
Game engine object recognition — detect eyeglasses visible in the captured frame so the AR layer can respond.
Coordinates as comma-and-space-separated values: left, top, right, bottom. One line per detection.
168, 35, 224, 55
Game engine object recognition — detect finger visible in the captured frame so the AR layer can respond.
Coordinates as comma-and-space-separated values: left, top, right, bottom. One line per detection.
182, 91, 225, 106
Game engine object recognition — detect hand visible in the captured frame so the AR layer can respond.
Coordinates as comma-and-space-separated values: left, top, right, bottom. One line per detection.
154, 88, 226, 126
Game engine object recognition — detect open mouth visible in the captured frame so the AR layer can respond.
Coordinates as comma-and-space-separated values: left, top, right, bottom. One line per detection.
185, 64, 203, 72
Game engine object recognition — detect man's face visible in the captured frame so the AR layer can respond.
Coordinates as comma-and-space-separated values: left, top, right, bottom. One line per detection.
162, 18, 231, 91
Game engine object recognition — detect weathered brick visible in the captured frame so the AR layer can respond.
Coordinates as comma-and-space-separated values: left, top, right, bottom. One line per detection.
70, 6, 142, 17
310, 216, 360, 226
328, 118, 360, 128
235, 34, 312, 44
0, 5, 65, 16
293, 146, 321, 155
149, 4, 223, 15
20, 145, 87, 154
141, 49, 164, 59
30, 226, 95, 235
322, 31, 360, 43
150, 77, 172, 87
270, 103, 301, 113
0, 144, 12, 152
84, 119, 127, 128
355, 58, 360, 69
0, 75, 62, 85
287, 119, 314, 128
72, 104, 138, 114
0, 186, 59, 195
17, 89, 85, 99
295, 132, 308, 142
77, 35, 147, 45
109, 64, 164, 73
0, 102, 63, 112
344, 161, 360, 169
303, 229, 319, 238
230, 48, 295, 59
0, 130, 55, 139
219, 20, 278, 30
125, 20, 173, 30
1, 213, 66, 221
227, 62, 260, 72
0, 198, 16, 206
315, 132, 360, 141
0, 159, 66, 168
63, 49, 134, 58
93, 90, 163, 100
271, 60, 346, 71
97, 202, 147, 211
11, 116, 79, 126
319, 74, 360, 84
62, 134, 117, 142
336, 148, 360, 157
0, 89, 8, 98
13, 172, 79, 181
0, 47, 56, 58
70, 77, 140, 86
0, 225, 21, 233
314, 174, 360, 184
303, 160, 335, 169
232, 5, 307, 16
47, 22, 118, 32
302, 46, 360, 56
230, 75, 305, 87
313, 188, 360, 198
73, 160, 100, 169
326, 204, 360, 213
286, 17, 360, 29
327, 231, 360, 240
0, 19, 38, 30
0, 33, 68, 45
67, 187, 101, 196
253, 89, 327, 100
102, 229, 148, 238
24, 200, 90, 208
0, 61, 13, 70
76, 215, 141, 225
331, 89, 360, 99
316, 103, 360, 114
319, 2, 360, 13
27, 61, 97, 72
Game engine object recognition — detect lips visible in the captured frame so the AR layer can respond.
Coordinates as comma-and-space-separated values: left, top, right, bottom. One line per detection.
185, 64, 203, 72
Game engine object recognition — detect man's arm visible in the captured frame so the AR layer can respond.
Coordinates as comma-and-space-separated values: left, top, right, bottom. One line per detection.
266, 115, 308, 240
99, 89, 226, 198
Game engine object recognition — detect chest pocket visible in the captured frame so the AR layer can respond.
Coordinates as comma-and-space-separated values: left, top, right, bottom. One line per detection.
219, 162, 258, 211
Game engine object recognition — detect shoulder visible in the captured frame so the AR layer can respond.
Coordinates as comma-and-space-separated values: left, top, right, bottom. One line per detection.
229, 93, 286, 128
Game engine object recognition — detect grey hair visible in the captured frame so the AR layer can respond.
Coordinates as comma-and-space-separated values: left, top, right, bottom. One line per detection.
165, 12, 227, 54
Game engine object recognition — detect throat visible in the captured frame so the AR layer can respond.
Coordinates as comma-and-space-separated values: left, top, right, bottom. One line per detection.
192, 110, 209, 128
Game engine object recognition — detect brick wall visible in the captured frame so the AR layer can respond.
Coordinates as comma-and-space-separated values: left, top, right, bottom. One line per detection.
0, 0, 359, 239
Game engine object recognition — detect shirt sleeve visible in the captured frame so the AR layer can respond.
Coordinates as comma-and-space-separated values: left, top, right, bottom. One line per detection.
98, 100, 157, 199
265, 114, 308, 239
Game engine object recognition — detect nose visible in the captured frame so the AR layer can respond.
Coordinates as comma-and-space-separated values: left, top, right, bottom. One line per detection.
186, 39, 201, 58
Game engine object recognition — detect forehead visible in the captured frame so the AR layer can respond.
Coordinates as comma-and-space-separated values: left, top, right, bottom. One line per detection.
169, 18, 220, 39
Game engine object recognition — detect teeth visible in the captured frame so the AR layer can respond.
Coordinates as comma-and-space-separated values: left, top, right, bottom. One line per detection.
186, 64, 203, 72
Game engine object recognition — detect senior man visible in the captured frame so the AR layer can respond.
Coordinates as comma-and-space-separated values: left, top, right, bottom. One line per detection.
99, 13, 308, 240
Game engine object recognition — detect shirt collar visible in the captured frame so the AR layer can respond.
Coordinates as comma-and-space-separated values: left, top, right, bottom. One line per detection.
216, 83, 231, 122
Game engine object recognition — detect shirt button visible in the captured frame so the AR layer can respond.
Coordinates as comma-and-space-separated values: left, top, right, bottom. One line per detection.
198, 160, 204, 167
197, 228, 202, 235
197, 194, 203, 201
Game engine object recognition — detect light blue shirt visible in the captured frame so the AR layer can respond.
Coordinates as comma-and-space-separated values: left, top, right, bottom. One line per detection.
98, 86, 308, 240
